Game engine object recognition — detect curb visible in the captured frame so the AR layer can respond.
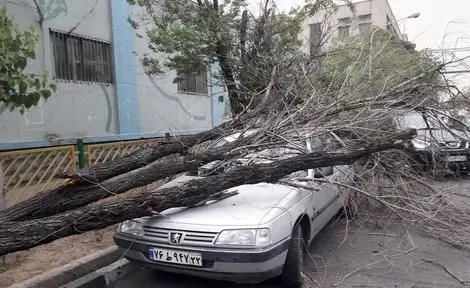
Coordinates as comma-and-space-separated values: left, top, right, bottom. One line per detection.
10, 246, 122, 288
59, 258, 138, 288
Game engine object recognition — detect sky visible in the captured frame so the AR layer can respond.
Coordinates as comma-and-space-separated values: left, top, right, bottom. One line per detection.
389, 0, 470, 88
251, 0, 470, 88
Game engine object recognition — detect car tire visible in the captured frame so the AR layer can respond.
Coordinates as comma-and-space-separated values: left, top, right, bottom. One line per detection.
281, 224, 305, 288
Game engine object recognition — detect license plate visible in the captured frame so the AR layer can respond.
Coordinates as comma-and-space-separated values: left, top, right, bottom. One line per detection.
447, 155, 467, 162
148, 248, 202, 267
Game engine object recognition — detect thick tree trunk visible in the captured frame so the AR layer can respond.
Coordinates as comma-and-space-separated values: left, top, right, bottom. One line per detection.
0, 166, 4, 210
0, 129, 415, 256
58, 110, 260, 183
0, 140, 248, 222
59, 128, 224, 182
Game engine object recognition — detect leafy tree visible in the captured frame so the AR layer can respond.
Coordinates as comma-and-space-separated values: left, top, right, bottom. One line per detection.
0, 7, 56, 114
319, 28, 443, 104
127, 0, 340, 115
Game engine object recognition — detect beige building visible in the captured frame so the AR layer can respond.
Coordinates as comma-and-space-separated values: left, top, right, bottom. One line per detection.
300, 0, 404, 55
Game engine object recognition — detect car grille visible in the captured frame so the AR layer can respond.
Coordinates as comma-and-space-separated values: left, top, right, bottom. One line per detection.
143, 226, 219, 247
437, 141, 469, 149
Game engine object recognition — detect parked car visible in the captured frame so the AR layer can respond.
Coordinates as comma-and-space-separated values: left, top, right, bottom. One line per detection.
113, 132, 353, 287
396, 111, 470, 174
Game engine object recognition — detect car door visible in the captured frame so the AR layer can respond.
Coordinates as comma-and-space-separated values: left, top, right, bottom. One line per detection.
309, 167, 340, 239
306, 136, 344, 240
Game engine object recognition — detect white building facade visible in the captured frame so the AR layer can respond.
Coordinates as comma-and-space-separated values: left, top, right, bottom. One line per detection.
300, 0, 404, 55
0, 0, 228, 150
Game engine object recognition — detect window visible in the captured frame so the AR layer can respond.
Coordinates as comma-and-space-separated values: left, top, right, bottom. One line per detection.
359, 23, 372, 35
338, 26, 350, 40
338, 17, 351, 25
309, 23, 322, 56
50, 30, 113, 83
176, 71, 208, 94
358, 14, 372, 22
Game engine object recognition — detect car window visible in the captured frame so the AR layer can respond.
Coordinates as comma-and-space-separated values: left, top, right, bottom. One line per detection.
396, 112, 443, 130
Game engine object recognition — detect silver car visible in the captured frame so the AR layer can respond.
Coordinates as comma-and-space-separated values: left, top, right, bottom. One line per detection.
114, 132, 352, 287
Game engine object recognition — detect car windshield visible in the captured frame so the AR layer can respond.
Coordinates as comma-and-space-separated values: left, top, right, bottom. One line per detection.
396, 112, 469, 132
200, 134, 339, 177
212, 138, 230, 148
210, 130, 257, 149
396, 112, 443, 130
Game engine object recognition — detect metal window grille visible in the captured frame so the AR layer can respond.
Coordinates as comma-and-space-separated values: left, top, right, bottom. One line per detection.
177, 71, 208, 94
50, 30, 113, 83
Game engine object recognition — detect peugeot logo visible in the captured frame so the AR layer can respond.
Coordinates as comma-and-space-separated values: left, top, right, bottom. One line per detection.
169, 232, 184, 244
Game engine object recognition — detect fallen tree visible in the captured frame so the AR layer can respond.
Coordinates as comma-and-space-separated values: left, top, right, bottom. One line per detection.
0, 136, 257, 222
0, 129, 415, 256
0, 95, 422, 222
2, 0, 470, 259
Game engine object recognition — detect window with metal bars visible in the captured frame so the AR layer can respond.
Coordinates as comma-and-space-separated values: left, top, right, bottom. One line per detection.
50, 30, 113, 83
176, 71, 208, 94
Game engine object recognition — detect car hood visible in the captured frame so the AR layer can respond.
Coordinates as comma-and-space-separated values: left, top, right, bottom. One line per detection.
141, 175, 309, 227
416, 129, 469, 143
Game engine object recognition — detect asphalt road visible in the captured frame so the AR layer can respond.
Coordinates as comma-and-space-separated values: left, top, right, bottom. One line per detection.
112, 176, 470, 288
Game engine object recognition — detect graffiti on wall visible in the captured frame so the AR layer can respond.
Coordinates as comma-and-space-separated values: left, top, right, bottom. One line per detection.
146, 75, 207, 121
99, 84, 117, 134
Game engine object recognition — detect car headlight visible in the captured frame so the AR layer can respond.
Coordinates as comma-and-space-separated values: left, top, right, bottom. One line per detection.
411, 139, 431, 149
119, 220, 143, 237
215, 228, 271, 247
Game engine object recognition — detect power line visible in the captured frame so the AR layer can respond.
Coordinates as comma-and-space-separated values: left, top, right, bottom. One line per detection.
441, 70, 470, 74
430, 47, 470, 53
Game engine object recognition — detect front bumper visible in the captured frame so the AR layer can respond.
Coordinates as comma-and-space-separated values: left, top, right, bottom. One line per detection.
414, 149, 470, 172
113, 233, 289, 284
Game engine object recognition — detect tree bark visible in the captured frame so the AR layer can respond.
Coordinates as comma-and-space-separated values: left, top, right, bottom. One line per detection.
0, 129, 415, 256
59, 128, 224, 182
0, 166, 4, 210
0, 140, 249, 222
58, 110, 261, 183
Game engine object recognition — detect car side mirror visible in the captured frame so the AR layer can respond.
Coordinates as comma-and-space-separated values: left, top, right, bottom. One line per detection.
313, 166, 333, 178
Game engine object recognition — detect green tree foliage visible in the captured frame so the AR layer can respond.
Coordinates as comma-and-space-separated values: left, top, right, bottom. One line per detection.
0, 7, 56, 113
127, 0, 339, 114
319, 28, 443, 104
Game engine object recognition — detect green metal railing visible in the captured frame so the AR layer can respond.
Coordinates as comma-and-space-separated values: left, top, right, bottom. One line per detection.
1, 137, 160, 205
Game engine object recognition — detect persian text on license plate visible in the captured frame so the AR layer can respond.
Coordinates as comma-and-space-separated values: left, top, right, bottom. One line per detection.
447, 155, 467, 162
148, 248, 202, 267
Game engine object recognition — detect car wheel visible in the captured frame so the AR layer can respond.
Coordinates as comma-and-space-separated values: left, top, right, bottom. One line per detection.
281, 224, 305, 288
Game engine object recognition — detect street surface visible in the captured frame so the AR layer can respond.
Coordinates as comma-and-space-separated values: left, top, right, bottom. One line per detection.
112, 177, 470, 288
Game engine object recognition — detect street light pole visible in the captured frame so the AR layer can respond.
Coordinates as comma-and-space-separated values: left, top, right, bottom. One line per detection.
368, 12, 421, 80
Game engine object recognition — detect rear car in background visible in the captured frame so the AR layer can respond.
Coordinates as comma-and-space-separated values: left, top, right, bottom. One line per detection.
396, 111, 470, 174
114, 132, 353, 287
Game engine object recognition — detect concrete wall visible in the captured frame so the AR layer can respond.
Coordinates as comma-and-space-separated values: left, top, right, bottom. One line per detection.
129, 5, 226, 135
0, 0, 118, 147
0, 0, 227, 149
